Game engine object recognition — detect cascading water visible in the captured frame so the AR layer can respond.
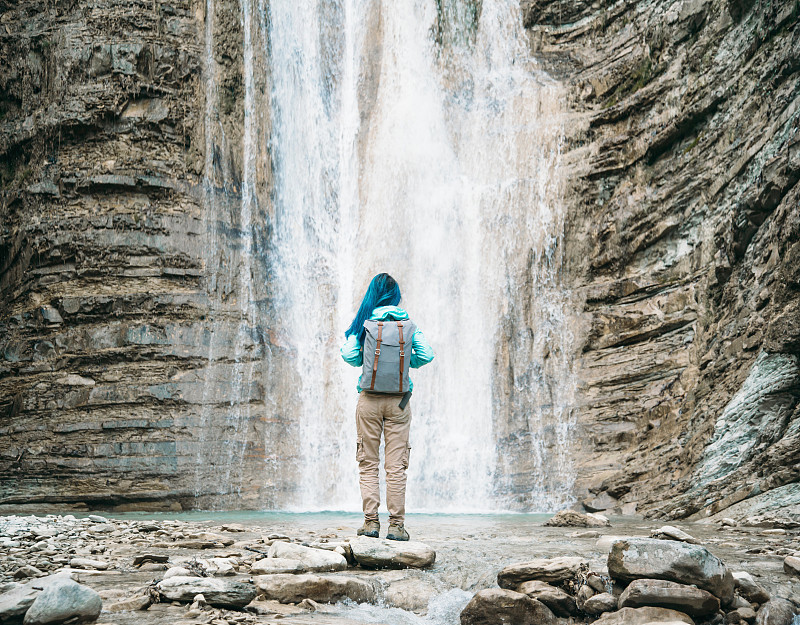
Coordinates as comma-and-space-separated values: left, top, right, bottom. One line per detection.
263, 0, 575, 512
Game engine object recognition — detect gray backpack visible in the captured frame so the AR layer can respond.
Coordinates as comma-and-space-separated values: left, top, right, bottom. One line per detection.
360, 318, 417, 393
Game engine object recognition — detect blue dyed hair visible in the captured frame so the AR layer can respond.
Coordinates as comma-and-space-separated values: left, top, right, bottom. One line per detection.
345, 273, 401, 344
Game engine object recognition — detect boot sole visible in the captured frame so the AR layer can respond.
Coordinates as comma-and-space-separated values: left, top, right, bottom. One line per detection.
357, 531, 379, 538
386, 535, 409, 541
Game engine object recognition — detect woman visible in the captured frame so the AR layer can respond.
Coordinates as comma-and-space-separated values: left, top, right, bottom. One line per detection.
341, 273, 434, 541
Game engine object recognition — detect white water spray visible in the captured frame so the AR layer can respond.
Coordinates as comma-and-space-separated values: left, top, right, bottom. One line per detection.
258, 0, 572, 511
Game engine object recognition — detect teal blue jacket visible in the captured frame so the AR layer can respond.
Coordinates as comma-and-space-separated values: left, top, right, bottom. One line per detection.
340, 306, 434, 391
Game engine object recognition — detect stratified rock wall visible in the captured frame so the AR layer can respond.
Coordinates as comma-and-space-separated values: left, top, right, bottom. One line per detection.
0, 0, 290, 510
527, 0, 800, 518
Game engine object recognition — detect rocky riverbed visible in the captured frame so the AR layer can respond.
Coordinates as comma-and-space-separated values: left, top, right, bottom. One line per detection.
0, 512, 798, 625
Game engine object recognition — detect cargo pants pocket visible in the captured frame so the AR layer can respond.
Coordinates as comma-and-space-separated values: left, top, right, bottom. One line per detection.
402, 444, 411, 470
356, 436, 365, 462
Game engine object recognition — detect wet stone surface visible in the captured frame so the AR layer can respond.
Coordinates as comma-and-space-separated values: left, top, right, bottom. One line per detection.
0, 513, 798, 625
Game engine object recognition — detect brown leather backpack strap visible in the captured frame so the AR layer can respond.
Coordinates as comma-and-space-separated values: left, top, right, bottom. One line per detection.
397, 321, 405, 392
370, 321, 383, 391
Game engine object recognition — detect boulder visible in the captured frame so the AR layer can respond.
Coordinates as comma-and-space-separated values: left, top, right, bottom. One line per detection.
608, 538, 734, 605
0, 582, 39, 622
163, 566, 195, 579
268, 541, 347, 572
23, 578, 102, 625
732, 572, 770, 604
384, 577, 438, 612
783, 556, 800, 578
105, 594, 151, 612
460, 588, 557, 625
68, 558, 109, 571
198, 557, 236, 576
254, 574, 375, 604
730, 607, 757, 624
755, 599, 796, 625
544, 510, 610, 527
516, 580, 577, 616
349, 536, 435, 569
593, 606, 695, 625
584, 592, 618, 615
250, 558, 306, 575
156, 576, 255, 608
497, 556, 588, 588
619, 579, 720, 617
650, 526, 699, 544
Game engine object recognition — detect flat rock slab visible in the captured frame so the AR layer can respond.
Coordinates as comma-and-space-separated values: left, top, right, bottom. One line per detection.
23, 578, 102, 625
349, 536, 436, 569
268, 541, 347, 572
69, 558, 109, 571
156, 576, 256, 608
255, 574, 375, 604
497, 556, 588, 588
251, 558, 306, 575
460, 588, 556, 625
544, 510, 610, 527
650, 526, 699, 544
593, 606, 695, 625
516, 580, 577, 616
619, 579, 720, 617
608, 538, 734, 605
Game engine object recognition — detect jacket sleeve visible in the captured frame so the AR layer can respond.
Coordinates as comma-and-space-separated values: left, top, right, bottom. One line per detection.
410, 329, 434, 368
340, 334, 363, 367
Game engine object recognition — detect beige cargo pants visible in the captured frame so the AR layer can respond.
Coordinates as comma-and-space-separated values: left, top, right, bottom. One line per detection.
355, 391, 412, 525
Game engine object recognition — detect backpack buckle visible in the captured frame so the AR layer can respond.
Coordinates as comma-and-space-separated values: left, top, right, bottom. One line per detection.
375, 349, 381, 355
399, 351, 405, 357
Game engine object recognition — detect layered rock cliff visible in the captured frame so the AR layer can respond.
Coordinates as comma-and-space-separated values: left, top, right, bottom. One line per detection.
528, 0, 800, 519
1, 0, 798, 518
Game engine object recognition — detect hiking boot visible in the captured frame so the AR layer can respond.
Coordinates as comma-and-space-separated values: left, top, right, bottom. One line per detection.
357, 520, 380, 538
386, 523, 409, 541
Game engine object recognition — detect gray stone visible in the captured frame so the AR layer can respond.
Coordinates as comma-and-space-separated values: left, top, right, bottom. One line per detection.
460, 588, 557, 625
156, 576, 255, 608
163, 566, 195, 579
254, 574, 376, 604
497, 556, 588, 588
268, 541, 347, 572
584, 592, 618, 615
250, 558, 306, 575
732, 572, 770, 604
22, 578, 102, 625
650, 526, 700, 544
755, 599, 796, 625
516, 580, 577, 616
593, 607, 696, 625
384, 577, 438, 612
544, 510, 611, 527
106, 594, 151, 612
349, 536, 435, 569
608, 538, 734, 605
783, 555, 800, 578
0, 582, 39, 622
619, 579, 720, 617
68, 558, 109, 570
87, 515, 107, 523
13, 565, 44, 579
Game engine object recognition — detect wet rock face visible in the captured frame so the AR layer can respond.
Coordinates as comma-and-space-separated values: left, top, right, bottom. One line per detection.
0, 0, 287, 510
608, 538, 734, 605
528, 0, 800, 519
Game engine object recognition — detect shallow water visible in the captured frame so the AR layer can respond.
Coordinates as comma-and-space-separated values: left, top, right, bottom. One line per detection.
5, 511, 799, 624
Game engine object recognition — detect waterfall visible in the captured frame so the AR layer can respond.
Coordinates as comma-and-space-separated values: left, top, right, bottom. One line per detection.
262, 0, 574, 513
